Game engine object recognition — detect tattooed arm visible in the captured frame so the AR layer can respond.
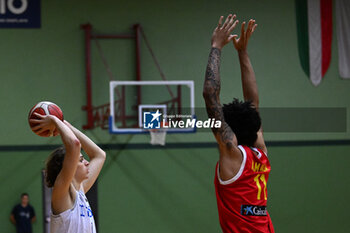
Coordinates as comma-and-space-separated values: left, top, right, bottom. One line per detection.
233, 19, 267, 153
203, 14, 243, 181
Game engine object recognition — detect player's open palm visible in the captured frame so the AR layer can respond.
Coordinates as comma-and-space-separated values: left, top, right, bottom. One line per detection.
233, 19, 257, 51
211, 14, 239, 50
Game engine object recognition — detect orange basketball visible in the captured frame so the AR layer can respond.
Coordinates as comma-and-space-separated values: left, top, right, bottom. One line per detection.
28, 101, 64, 137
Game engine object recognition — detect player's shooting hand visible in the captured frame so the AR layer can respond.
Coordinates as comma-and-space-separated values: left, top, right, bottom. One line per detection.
29, 113, 58, 136
233, 19, 257, 52
211, 14, 239, 50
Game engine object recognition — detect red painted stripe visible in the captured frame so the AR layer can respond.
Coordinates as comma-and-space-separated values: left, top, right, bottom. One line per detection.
320, 0, 332, 77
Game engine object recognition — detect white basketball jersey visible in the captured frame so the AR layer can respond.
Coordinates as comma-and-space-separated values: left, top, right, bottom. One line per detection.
50, 190, 96, 233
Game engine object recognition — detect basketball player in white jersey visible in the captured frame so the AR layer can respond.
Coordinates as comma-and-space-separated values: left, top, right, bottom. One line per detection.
30, 113, 106, 233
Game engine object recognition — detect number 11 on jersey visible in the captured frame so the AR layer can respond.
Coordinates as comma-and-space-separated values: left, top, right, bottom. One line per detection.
253, 174, 267, 200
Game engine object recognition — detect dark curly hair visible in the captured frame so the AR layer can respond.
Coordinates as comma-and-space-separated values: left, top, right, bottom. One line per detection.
45, 147, 66, 188
222, 98, 261, 147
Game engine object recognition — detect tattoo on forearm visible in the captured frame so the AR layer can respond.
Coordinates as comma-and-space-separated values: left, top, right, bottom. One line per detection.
205, 48, 221, 84
204, 48, 221, 126
203, 48, 235, 148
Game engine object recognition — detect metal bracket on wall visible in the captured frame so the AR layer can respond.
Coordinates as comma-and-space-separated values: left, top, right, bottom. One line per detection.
80, 23, 142, 130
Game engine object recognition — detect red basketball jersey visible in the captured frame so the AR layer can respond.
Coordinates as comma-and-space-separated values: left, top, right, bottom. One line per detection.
214, 145, 275, 233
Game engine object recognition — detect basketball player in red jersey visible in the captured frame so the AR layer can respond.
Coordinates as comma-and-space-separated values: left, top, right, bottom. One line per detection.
203, 14, 274, 233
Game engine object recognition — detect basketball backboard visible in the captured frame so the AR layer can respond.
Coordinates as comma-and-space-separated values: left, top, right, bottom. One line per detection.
109, 80, 196, 134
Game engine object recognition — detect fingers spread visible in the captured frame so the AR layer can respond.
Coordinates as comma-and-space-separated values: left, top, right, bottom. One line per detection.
238, 21, 246, 40
31, 124, 42, 131
228, 20, 239, 33
33, 112, 45, 118
241, 21, 246, 34
29, 119, 42, 123
246, 20, 253, 37
252, 24, 258, 33
222, 14, 232, 29
248, 19, 255, 32
247, 20, 257, 39
225, 14, 236, 30
217, 16, 223, 28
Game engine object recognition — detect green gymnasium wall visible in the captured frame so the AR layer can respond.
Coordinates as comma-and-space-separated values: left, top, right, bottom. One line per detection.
1, 0, 350, 232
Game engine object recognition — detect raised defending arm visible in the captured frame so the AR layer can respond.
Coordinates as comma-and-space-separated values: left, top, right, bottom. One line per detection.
203, 15, 239, 148
203, 47, 237, 149
203, 14, 243, 180
233, 20, 267, 153
233, 20, 259, 107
